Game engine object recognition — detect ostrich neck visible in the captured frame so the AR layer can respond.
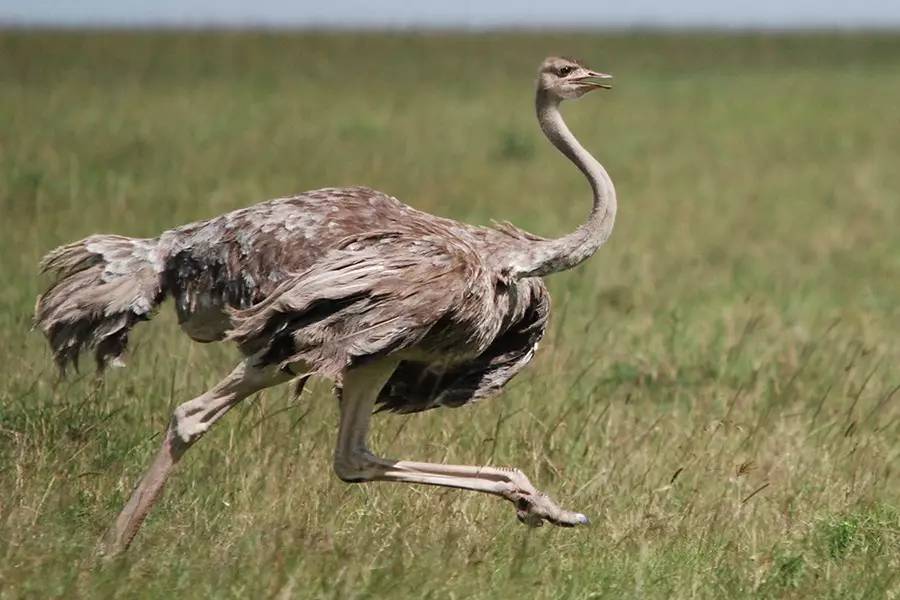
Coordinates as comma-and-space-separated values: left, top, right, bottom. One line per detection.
510, 90, 617, 279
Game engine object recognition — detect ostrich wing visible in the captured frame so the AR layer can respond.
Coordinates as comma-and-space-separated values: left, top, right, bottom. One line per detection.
375, 278, 549, 414
227, 227, 494, 380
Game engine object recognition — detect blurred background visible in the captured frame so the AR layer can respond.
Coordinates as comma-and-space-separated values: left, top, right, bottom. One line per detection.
4, 0, 900, 28
1, 3, 898, 599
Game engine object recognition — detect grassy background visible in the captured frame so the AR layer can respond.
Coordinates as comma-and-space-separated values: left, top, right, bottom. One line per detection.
0, 31, 898, 598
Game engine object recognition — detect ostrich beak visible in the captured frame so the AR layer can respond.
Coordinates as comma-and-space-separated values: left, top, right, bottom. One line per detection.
579, 71, 613, 90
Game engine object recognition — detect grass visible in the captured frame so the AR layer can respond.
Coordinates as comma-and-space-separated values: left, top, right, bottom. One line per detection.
0, 31, 898, 598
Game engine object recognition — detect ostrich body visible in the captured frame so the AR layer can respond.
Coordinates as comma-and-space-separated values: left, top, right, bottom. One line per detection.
35, 57, 616, 554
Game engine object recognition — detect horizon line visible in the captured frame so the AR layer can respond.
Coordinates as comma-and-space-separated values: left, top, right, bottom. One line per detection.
3, 22, 900, 33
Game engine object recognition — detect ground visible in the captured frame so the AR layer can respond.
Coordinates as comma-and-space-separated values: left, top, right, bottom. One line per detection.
0, 31, 898, 598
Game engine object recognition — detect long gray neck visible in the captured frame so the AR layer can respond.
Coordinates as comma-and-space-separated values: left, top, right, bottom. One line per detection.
510, 90, 617, 279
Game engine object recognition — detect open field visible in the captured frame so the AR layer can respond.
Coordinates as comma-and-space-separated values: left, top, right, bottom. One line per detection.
0, 31, 898, 598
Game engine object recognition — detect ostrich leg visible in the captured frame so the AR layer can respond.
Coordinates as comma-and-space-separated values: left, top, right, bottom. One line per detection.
99, 360, 291, 556
332, 360, 588, 527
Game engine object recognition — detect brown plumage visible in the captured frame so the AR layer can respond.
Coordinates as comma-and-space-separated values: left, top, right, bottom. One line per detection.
36, 188, 550, 413
34, 57, 618, 555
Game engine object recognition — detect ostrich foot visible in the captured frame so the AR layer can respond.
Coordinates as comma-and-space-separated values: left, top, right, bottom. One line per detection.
502, 470, 589, 527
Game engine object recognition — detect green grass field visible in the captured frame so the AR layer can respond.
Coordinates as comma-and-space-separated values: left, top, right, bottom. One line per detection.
1, 31, 898, 598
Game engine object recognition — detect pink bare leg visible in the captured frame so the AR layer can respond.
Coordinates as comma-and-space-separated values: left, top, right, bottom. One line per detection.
99, 360, 290, 556
332, 360, 588, 527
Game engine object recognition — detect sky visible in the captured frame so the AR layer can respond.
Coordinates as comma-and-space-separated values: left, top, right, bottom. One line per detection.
2, 0, 900, 29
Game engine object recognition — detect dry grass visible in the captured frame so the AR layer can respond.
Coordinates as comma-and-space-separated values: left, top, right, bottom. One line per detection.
0, 31, 898, 598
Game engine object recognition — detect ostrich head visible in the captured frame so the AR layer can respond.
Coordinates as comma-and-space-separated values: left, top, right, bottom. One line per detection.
537, 56, 612, 101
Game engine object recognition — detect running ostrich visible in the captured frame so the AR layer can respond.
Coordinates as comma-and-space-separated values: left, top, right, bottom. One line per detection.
35, 57, 615, 555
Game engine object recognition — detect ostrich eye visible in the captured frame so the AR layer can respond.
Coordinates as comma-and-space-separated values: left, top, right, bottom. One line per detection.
558, 65, 574, 76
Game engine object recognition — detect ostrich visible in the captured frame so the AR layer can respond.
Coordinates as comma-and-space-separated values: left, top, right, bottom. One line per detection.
35, 57, 616, 555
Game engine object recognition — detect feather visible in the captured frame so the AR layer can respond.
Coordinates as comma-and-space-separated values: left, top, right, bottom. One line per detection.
36, 186, 546, 385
